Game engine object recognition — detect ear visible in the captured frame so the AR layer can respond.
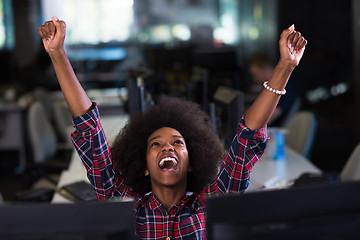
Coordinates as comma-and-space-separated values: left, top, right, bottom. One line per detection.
144, 169, 149, 176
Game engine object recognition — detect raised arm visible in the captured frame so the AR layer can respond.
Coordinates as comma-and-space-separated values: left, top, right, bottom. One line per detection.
38, 16, 92, 117
244, 25, 307, 130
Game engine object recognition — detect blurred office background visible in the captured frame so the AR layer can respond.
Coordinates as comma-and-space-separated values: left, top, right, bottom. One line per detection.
0, 0, 359, 201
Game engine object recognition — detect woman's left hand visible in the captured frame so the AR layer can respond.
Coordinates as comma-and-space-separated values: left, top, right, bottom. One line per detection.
279, 24, 308, 68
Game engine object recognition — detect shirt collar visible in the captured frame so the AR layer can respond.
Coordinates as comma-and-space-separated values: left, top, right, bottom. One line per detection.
141, 191, 196, 211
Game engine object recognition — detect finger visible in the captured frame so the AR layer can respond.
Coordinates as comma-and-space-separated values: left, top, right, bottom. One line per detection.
294, 37, 305, 50
290, 34, 302, 50
39, 25, 50, 40
294, 34, 308, 51
288, 32, 302, 52
291, 31, 301, 47
52, 16, 66, 39
287, 31, 296, 42
38, 26, 45, 39
280, 24, 295, 39
287, 31, 296, 49
47, 21, 56, 40
297, 37, 308, 50
52, 15, 59, 23
280, 24, 295, 46
42, 21, 53, 39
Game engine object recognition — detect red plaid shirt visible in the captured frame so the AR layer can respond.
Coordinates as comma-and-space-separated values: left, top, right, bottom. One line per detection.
71, 104, 267, 239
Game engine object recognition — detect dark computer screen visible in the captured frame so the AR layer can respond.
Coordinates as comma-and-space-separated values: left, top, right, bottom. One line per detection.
206, 181, 360, 240
126, 76, 154, 116
0, 201, 134, 240
213, 86, 244, 146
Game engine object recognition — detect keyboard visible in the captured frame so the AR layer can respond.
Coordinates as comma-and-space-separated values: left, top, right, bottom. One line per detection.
58, 181, 97, 202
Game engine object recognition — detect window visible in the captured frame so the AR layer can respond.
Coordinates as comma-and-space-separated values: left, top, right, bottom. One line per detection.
41, 0, 221, 45
0, 0, 14, 49
41, 0, 134, 45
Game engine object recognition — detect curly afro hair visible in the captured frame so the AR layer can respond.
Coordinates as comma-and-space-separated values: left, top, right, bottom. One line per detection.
111, 96, 224, 196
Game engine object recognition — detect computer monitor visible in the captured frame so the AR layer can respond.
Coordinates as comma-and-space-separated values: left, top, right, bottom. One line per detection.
0, 201, 134, 240
126, 76, 154, 117
213, 86, 244, 146
206, 181, 360, 240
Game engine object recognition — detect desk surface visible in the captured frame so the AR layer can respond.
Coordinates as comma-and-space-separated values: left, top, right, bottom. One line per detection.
247, 146, 321, 191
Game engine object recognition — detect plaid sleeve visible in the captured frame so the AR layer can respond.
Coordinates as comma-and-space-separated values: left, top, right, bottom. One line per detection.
71, 104, 135, 200
213, 116, 268, 194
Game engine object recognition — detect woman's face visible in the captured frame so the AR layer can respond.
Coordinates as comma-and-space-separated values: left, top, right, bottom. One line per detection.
145, 127, 190, 191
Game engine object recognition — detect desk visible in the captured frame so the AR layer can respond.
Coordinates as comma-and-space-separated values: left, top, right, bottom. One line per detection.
52, 114, 129, 203
247, 146, 322, 192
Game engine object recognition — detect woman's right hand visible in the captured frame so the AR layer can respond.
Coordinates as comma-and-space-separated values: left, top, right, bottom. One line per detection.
38, 16, 66, 55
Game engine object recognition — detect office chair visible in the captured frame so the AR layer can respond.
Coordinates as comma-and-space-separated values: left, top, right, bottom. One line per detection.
280, 97, 301, 128
28, 101, 58, 164
340, 143, 360, 182
31, 87, 53, 121
16, 101, 69, 202
285, 111, 317, 159
292, 143, 360, 188
53, 100, 74, 148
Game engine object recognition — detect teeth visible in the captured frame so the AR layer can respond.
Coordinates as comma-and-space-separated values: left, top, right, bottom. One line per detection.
159, 157, 177, 167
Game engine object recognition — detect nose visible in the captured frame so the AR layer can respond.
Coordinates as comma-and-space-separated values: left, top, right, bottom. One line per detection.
162, 143, 174, 152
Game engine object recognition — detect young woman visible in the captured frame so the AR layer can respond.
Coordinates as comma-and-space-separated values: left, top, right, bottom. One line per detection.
39, 16, 307, 239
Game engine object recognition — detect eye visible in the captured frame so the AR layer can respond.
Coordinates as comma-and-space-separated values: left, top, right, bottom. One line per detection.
174, 139, 184, 145
150, 141, 160, 147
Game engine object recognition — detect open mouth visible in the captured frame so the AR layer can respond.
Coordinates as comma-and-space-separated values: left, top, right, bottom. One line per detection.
159, 157, 178, 170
